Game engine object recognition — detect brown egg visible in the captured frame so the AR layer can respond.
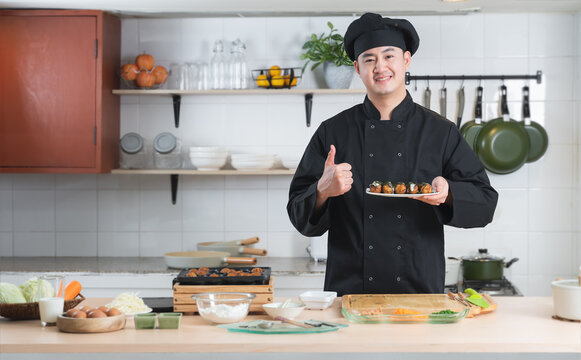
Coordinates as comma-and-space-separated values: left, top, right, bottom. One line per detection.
98, 306, 109, 313
73, 311, 87, 319
65, 309, 78, 318
87, 310, 107, 318
77, 305, 90, 313
106, 308, 121, 317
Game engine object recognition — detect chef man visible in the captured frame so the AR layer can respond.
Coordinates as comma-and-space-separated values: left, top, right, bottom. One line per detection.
287, 13, 498, 296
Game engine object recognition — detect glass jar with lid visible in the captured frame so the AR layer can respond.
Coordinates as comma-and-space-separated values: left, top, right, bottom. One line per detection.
210, 40, 228, 89
229, 38, 248, 89
119, 132, 146, 169
153, 132, 182, 169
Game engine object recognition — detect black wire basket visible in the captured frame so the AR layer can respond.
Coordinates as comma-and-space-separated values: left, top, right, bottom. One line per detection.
251, 67, 302, 89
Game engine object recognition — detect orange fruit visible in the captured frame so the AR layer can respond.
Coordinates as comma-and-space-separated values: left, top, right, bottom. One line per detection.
256, 74, 269, 87
135, 53, 155, 71
269, 65, 282, 77
152, 65, 168, 84
120, 64, 139, 81
135, 71, 156, 88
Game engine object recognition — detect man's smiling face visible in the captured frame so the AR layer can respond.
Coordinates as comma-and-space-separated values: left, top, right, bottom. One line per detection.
354, 46, 411, 99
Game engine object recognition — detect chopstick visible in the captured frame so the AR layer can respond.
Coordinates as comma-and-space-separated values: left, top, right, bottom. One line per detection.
457, 292, 474, 307
447, 291, 471, 307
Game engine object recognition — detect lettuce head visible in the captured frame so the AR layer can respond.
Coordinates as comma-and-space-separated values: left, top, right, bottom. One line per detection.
0, 282, 27, 304
19, 277, 55, 302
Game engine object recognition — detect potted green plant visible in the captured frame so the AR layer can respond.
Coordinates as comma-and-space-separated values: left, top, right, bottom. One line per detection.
301, 22, 354, 89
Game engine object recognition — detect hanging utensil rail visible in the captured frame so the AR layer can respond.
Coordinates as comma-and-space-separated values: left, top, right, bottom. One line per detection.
405, 71, 542, 85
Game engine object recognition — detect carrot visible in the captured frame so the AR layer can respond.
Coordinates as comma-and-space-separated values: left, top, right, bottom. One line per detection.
64, 281, 82, 300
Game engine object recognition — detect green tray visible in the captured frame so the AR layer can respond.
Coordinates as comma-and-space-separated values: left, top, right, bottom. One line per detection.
218, 319, 348, 334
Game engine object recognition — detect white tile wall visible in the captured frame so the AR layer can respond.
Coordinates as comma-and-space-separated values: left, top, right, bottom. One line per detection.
56, 232, 97, 257
2, 13, 580, 296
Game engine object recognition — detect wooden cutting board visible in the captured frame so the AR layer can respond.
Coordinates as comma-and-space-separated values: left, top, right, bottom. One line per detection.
463, 293, 498, 318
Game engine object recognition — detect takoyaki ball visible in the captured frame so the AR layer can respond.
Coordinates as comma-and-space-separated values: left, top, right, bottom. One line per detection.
407, 182, 418, 194
369, 181, 382, 193
394, 182, 407, 194
419, 182, 433, 194
382, 181, 394, 194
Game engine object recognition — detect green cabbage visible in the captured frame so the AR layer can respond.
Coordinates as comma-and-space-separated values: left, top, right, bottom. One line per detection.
19, 277, 54, 302
0, 282, 27, 304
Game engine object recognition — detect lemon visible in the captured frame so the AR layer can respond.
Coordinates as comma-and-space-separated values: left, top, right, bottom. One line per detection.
283, 75, 297, 87
270, 75, 284, 87
256, 74, 269, 88
269, 65, 282, 77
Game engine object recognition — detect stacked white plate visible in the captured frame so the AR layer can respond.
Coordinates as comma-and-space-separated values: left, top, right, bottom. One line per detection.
280, 156, 300, 170
231, 154, 276, 170
189, 147, 228, 171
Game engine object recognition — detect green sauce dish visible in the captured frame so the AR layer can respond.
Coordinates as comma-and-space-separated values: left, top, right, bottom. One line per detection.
134, 313, 157, 329
158, 312, 182, 329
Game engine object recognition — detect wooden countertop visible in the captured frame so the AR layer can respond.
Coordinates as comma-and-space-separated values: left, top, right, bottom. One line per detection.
1, 297, 579, 355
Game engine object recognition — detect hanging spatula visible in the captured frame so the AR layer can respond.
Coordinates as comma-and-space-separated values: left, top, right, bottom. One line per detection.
440, 86, 447, 118
464, 288, 490, 308
424, 86, 431, 109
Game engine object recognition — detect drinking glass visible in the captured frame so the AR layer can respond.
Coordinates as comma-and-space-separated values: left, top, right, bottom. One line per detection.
38, 275, 65, 327
199, 62, 210, 90
168, 63, 181, 89
188, 62, 199, 90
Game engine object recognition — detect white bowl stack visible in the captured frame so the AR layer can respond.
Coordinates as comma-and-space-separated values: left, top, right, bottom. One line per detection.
231, 154, 276, 170
280, 156, 300, 170
189, 147, 228, 171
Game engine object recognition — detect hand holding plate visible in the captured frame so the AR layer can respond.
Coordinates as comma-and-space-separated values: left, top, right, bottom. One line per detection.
415, 176, 450, 206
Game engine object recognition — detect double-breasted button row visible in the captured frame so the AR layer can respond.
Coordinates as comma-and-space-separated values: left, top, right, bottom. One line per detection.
369, 152, 402, 157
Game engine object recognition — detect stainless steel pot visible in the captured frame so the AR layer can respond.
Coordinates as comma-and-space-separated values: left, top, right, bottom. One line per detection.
461, 248, 519, 281
445, 257, 461, 286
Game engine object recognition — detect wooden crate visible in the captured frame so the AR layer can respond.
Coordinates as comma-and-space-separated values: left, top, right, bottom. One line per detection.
173, 277, 274, 314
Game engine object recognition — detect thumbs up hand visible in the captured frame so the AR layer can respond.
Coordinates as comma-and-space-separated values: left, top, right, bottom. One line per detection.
316, 145, 353, 201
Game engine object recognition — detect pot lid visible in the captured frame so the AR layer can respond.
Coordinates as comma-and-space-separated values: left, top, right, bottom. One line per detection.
462, 248, 505, 262
120, 132, 144, 154
154, 132, 177, 154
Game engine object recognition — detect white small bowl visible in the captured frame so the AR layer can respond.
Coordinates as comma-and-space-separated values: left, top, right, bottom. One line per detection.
189, 146, 228, 153
262, 302, 305, 320
299, 291, 337, 310
189, 155, 228, 170
281, 158, 300, 170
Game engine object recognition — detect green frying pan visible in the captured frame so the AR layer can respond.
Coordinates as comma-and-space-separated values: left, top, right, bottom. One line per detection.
521, 86, 549, 162
475, 85, 530, 174
460, 86, 484, 151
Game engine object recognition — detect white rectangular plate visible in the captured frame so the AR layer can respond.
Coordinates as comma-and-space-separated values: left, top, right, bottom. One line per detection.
366, 188, 439, 198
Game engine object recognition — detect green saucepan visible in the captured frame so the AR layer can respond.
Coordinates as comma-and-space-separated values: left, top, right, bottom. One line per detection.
462, 248, 519, 281
475, 85, 530, 174
460, 86, 485, 151
521, 86, 549, 162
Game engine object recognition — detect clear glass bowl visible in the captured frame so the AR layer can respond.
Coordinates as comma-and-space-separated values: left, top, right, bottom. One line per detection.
193, 292, 255, 324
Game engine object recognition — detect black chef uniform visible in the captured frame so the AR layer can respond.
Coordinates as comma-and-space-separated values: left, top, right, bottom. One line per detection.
287, 93, 498, 296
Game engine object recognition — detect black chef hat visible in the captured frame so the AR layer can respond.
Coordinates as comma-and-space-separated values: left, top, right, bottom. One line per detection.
344, 13, 420, 61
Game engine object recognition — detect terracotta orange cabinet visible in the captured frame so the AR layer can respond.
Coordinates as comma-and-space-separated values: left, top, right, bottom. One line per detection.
0, 10, 120, 173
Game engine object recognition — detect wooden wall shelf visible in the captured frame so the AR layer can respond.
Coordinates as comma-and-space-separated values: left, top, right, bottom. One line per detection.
111, 169, 295, 175
111, 169, 295, 204
112, 88, 366, 127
